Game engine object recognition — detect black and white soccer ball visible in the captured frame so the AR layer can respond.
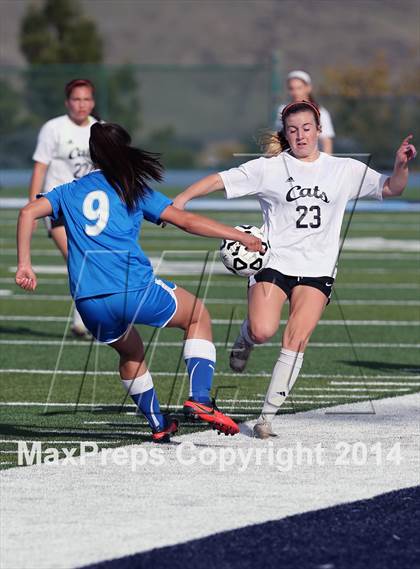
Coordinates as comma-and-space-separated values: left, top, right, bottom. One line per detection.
220, 225, 270, 277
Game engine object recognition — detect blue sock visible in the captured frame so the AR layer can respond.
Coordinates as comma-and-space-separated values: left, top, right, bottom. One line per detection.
121, 371, 165, 431
184, 339, 216, 404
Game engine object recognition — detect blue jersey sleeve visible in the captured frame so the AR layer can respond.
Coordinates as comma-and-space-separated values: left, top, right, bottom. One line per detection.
139, 189, 172, 224
40, 183, 70, 220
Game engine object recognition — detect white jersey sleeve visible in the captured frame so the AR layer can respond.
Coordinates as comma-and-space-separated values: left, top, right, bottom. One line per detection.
274, 104, 286, 131
32, 120, 57, 165
348, 158, 387, 201
319, 107, 335, 139
219, 157, 265, 199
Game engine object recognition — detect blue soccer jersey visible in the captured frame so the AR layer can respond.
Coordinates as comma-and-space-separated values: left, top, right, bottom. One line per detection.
42, 170, 172, 300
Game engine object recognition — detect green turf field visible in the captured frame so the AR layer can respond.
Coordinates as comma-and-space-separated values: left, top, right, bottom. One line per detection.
0, 192, 419, 469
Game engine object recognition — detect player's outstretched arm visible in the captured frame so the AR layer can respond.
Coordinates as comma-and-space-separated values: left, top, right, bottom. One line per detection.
15, 198, 53, 291
27, 161, 48, 231
382, 135, 417, 198
160, 205, 263, 252
172, 173, 225, 210
28, 162, 48, 203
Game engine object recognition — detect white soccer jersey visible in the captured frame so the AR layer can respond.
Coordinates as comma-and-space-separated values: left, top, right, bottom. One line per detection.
275, 104, 335, 139
219, 152, 388, 278
33, 114, 97, 192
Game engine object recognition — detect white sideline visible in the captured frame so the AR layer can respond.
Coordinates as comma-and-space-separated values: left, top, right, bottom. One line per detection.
0, 369, 419, 379
3, 293, 420, 305
0, 392, 419, 569
1, 315, 419, 326
0, 277, 419, 289
0, 339, 418, 349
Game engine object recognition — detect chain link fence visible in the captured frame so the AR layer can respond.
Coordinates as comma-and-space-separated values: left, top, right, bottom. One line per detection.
0, 63, 419, 172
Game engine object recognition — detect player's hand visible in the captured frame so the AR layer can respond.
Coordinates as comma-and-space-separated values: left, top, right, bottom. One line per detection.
15, 265, 37, 291
240, 234, 264, 253
395, 135, 417, 168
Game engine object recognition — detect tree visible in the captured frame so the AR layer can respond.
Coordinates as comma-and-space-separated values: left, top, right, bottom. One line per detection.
321, 52, 392, 98
19, 0, 103, 121
319, 52, 419, 169
106, 66, 142, 133
18, 0, 141, 137
20, 0, 103, 65
0, 79, 35, 168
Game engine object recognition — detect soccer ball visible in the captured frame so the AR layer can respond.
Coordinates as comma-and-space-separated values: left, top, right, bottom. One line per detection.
220, 225, 270, 277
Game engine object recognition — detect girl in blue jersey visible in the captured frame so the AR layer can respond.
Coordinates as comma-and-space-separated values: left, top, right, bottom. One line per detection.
16, 122, 263, 442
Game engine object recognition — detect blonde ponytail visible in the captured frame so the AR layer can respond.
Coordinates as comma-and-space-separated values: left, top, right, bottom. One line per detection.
258, 130, 290, 156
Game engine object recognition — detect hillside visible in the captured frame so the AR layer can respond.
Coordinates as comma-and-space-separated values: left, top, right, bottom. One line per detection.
1, 0, 418, 84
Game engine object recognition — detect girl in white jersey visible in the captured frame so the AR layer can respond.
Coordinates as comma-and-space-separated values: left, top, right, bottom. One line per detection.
173, 100, 417, 439
28, 78, 97, 337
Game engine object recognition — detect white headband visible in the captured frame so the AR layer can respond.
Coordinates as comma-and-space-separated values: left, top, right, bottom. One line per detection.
287, 70, 312, 85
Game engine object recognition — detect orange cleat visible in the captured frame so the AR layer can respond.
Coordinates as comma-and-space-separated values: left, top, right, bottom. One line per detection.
183, 398, 240, 436
151, 415, 179, 443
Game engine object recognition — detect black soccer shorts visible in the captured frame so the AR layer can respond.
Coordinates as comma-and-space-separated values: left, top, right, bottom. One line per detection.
44, 215, 65, 237
249, 267, 334, 303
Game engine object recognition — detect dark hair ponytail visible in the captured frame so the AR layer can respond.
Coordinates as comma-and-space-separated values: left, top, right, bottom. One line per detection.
89, 123, 164, 211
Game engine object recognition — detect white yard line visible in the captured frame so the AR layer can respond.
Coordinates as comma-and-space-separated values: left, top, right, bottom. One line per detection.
1, 276, 418, 290
0, 369, 419, 380
0, 400, 364, 410
297, 387, 412, 392
1, 315, 418, 326
0, 315, 70, 321
0, 393, 418, 569
1, 249, 62, 256
2, 248, 419, 258
0, 429, 151, 437
6, 264, 420, 276
83, 421, 148, 426
330, 381, 420, 386
291, 394, 372, 399
0, 339, 418, 349
0, 387, 416, 411
0, 278, 69, 285
3, 294, 420, 305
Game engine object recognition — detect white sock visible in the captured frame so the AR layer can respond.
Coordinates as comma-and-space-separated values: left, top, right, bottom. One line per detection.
261, 348, 304, 421
120, 371, 165, 430
240, 319, 254, 345
120, 370, 154, 396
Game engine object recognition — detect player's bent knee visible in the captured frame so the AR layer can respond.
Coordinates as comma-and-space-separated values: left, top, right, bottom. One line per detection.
248, 322, 277, 344
114, 343, 144, 360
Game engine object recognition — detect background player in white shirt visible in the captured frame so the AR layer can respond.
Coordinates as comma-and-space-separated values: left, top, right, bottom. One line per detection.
275, 70, 335, 154
28, 79, 97, 336
173, 100, 417, 438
